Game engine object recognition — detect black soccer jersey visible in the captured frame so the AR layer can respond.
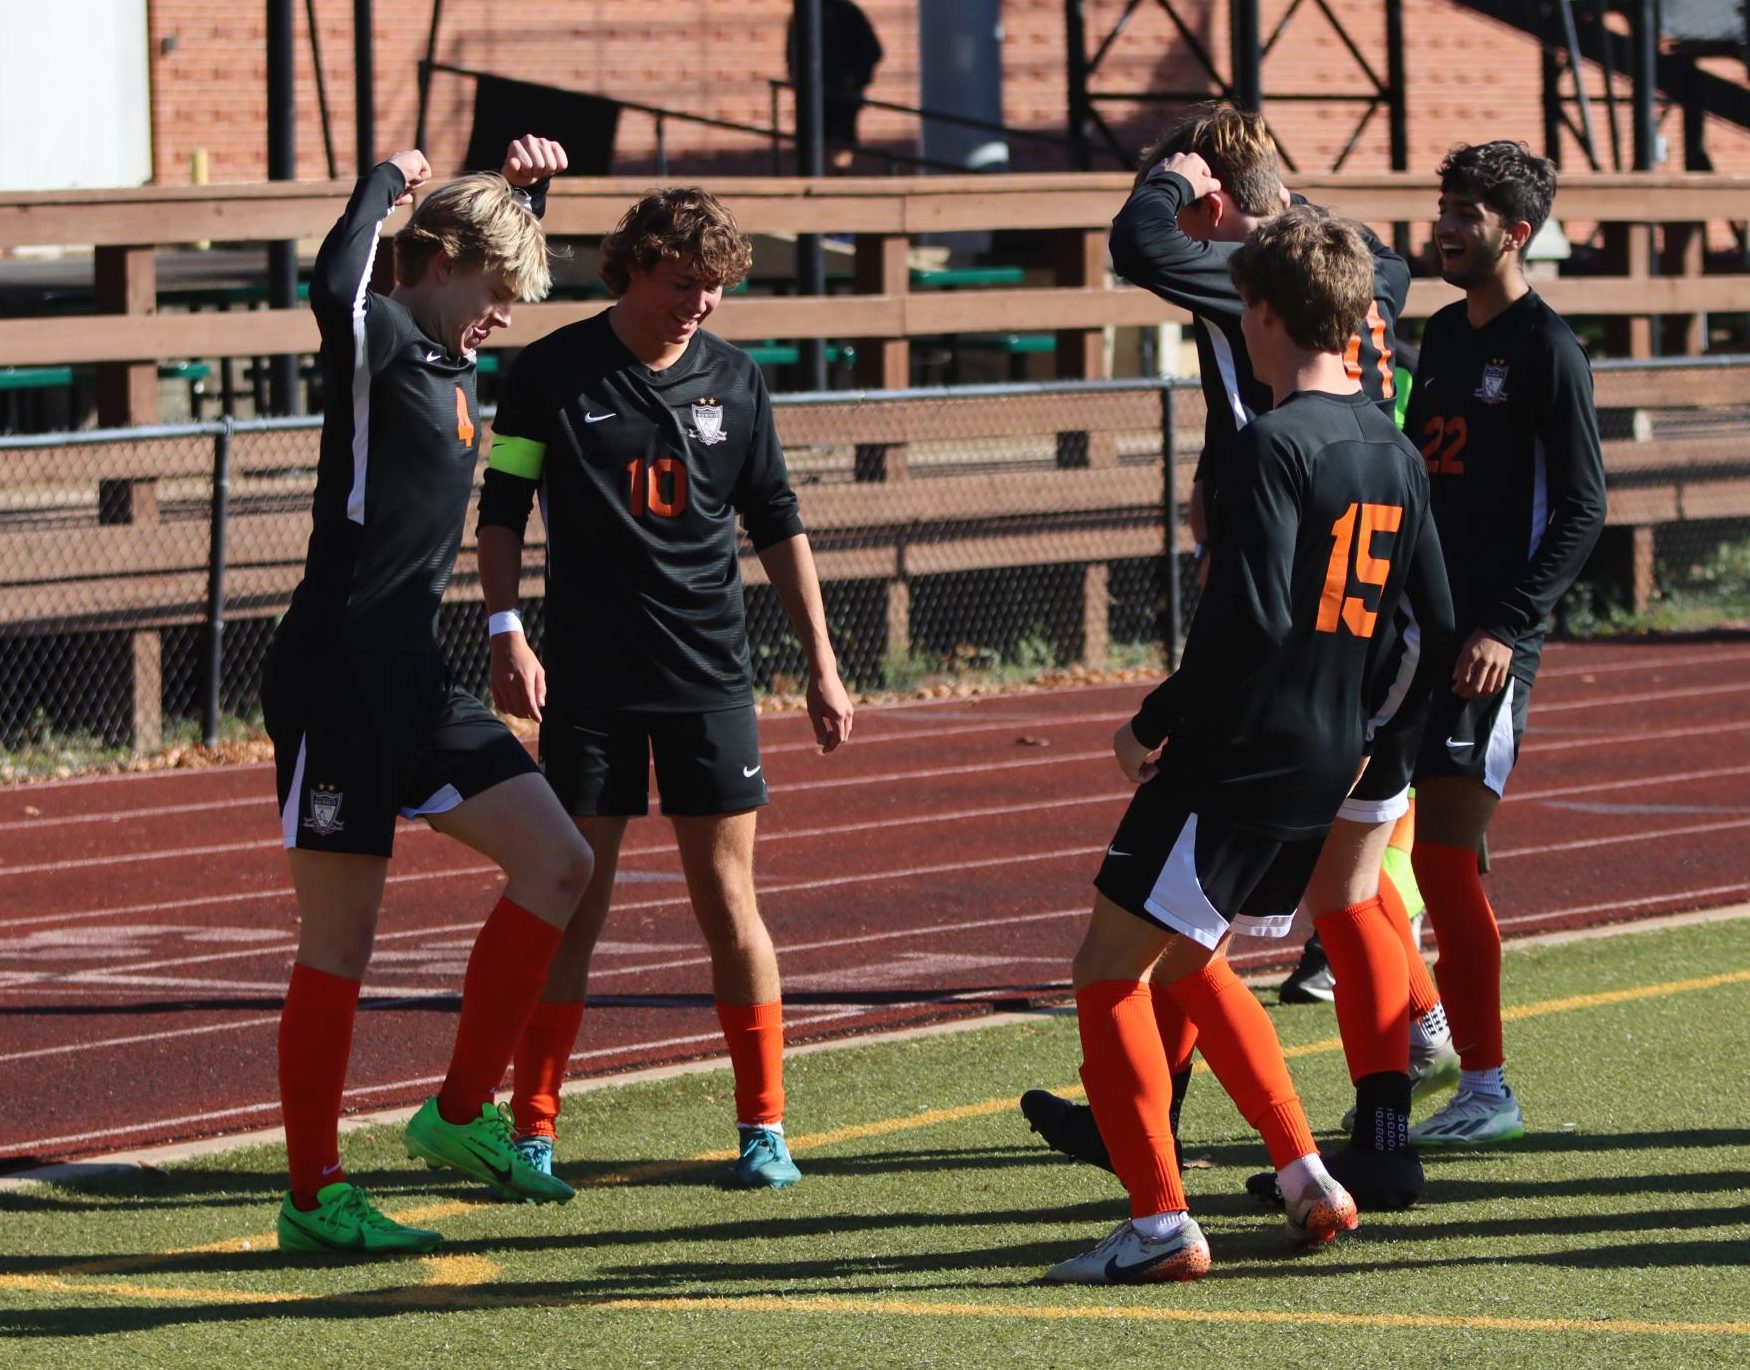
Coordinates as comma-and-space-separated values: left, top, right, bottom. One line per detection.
1128, 390, 1453, 839
1109, 170, 1410, 542
477, 310, 806, 711
1403, 291, 1606, 677
280, 162, 489, 653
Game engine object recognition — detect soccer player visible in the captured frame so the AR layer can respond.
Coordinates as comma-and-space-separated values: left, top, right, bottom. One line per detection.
265, 136, 594, 1255
1043, 207, 1448, 1283
1403, 141, 1606, 1147
1022, 104, 1459, 1181
477, 187, 854, 1189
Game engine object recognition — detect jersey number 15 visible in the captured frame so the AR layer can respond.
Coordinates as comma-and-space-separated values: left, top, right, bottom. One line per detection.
1317, 501, 1402, 639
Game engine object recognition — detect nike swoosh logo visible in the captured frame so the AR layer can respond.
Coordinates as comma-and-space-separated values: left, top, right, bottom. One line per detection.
463, 1140, 514, 1187
1104, 1248, 1187, 1281
1106, 845, 1131, 857
584, 411, 617, 423
424, 349, 444, 363
1445, 737, 1473, 750
743, 764, 762, 778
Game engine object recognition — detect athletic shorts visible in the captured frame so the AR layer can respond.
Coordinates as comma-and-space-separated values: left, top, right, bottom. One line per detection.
1414, 675, 1533, 797
1094, 782, 1327, 951
540, 703, 768, 818
262, 646, 538, 858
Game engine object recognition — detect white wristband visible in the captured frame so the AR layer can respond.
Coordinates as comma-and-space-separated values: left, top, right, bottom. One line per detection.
488, 609, 525, 638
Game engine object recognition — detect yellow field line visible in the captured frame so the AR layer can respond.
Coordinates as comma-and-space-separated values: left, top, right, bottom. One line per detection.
581, 1293, 1750, 1338
20, 960, 1748, 1292
0, 1253, 498, 1307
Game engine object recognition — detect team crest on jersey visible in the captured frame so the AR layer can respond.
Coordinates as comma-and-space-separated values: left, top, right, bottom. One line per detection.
1475, 359, 1510, 404
304, 785, 346, 836
689, 398, 727, 445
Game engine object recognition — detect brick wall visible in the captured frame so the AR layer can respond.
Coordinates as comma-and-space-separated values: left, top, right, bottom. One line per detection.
144, 1, 1750, 186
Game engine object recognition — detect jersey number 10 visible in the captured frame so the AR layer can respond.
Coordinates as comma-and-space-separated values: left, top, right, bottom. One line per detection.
626, 457, 690, 518
1317, 501, 1402, 638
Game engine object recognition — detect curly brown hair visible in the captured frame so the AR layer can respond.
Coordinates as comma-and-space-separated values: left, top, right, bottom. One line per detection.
1227, 205, 1374, 353
598, 187, 753, 296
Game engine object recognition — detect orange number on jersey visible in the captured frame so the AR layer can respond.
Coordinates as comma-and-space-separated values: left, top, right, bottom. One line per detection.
1418, 415, 1467, 475
625, 456, 689, 519
1316, 501, 1403, 638
454, 386, 475, 446
1342, 301, 1394, 399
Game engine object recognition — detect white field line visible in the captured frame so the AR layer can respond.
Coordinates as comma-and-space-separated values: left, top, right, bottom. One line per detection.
1533, 679, 1750, 712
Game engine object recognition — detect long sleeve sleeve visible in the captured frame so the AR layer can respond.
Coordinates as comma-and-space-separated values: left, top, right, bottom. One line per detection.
1360, 505, 1455, 792
1478, 331, 1607, 645
1108, 171, 1245, 326
309, 161, 407, 370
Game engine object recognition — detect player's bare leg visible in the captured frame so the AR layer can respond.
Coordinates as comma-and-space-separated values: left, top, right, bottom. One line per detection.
672, 810, 795, 1186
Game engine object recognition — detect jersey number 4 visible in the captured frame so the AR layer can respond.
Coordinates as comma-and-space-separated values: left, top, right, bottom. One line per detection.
1342, 302, 1394, 398
626, 456, 689, 518
1317, 501, 1402, 638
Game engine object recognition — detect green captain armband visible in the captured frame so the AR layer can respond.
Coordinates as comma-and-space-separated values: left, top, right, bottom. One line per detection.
488, 433, 547, 480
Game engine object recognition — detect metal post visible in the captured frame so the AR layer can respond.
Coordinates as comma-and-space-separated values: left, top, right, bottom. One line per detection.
1064, 0, 1092, 171
1631, 0, 1658, 171
1230, 0, 1263, 113
202, 419, 233, 747
656, 116, 668, 177
1159, 382, 1182, 671
1385, 0, 1411, 257
794, 0, 828, 389
267, 0, 300, 416
415, 0, 445, 151
770, 80, 783, 173
355, 0, 376, 171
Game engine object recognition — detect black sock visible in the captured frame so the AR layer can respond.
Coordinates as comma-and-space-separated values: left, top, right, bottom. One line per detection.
1352, 1071, 1411, 1153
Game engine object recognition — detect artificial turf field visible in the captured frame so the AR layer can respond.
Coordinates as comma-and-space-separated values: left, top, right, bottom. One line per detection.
3, 914, 1747, 1368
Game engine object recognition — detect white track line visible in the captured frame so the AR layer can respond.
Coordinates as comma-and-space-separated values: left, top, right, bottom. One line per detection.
1533, 645, 1750, 678
1506, 762, 1750, 803
1534, 679, 1750, 712
0, 908, 1090, 1067
1528, 718, 1750, 753
1491, 814, 1750, 859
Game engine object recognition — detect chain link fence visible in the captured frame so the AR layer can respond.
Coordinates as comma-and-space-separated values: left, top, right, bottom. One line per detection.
1, 362, 1746, 775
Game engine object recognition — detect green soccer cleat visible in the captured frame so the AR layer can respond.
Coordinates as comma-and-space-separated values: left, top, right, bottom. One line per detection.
734, 1125, 801, 1189
277, 1181, 443, 1254
405, 1098, 575, 1203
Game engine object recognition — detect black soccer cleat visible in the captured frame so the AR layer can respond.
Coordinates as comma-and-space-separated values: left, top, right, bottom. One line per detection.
1323, 1142, 1424, 1211
1020, 1091, 1115, 1173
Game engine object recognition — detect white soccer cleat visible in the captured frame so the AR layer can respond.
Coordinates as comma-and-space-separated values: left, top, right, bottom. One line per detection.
1043, 1218, 1211, 1285
1409, 1089, 1526, 1148
1284, 1172, 1360, 1247
1340, 1023, 1461, 1131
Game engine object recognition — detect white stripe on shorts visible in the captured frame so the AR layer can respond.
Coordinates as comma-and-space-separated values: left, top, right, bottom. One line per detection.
1141, 814, 1297, 951
281, 734, 308, 849
1483, 678, 1519, 797
401, 783, 464, 819
1337, 784, 1411, 826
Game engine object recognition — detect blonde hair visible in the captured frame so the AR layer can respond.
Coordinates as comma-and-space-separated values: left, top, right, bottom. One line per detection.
1137, 103, 1283, 215
598, 187, 753, 296
394, 172, 554, 301
1227, 205, 1374, 353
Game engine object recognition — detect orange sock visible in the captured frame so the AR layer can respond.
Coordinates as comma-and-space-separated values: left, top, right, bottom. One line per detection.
1167, 959, 1316, 1168
1379, 866, 1441, 1018
437, 897, 563, 1125
279, 962, 360, 1209
1148, 980, 1198, 1074
716, 1000, 785, 1125
1313, 897, 1410, 1084
1412, 842, 1504, 1071
1390, 797, 1416, 854
511, 1000, 587, 1139
1076, 980, 1187, 1218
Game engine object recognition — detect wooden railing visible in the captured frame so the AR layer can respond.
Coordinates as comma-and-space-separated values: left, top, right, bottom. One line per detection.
3, 172, 1749, 421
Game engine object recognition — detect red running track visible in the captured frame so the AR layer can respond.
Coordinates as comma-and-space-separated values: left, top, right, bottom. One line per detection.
1, 637, 1747, 1167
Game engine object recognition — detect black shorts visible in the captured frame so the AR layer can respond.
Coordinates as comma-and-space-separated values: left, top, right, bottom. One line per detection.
1414, 675, 1533, 797
540, 703, 768, 818
1094, 781, 1326, 951
263, 646, 538, 858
